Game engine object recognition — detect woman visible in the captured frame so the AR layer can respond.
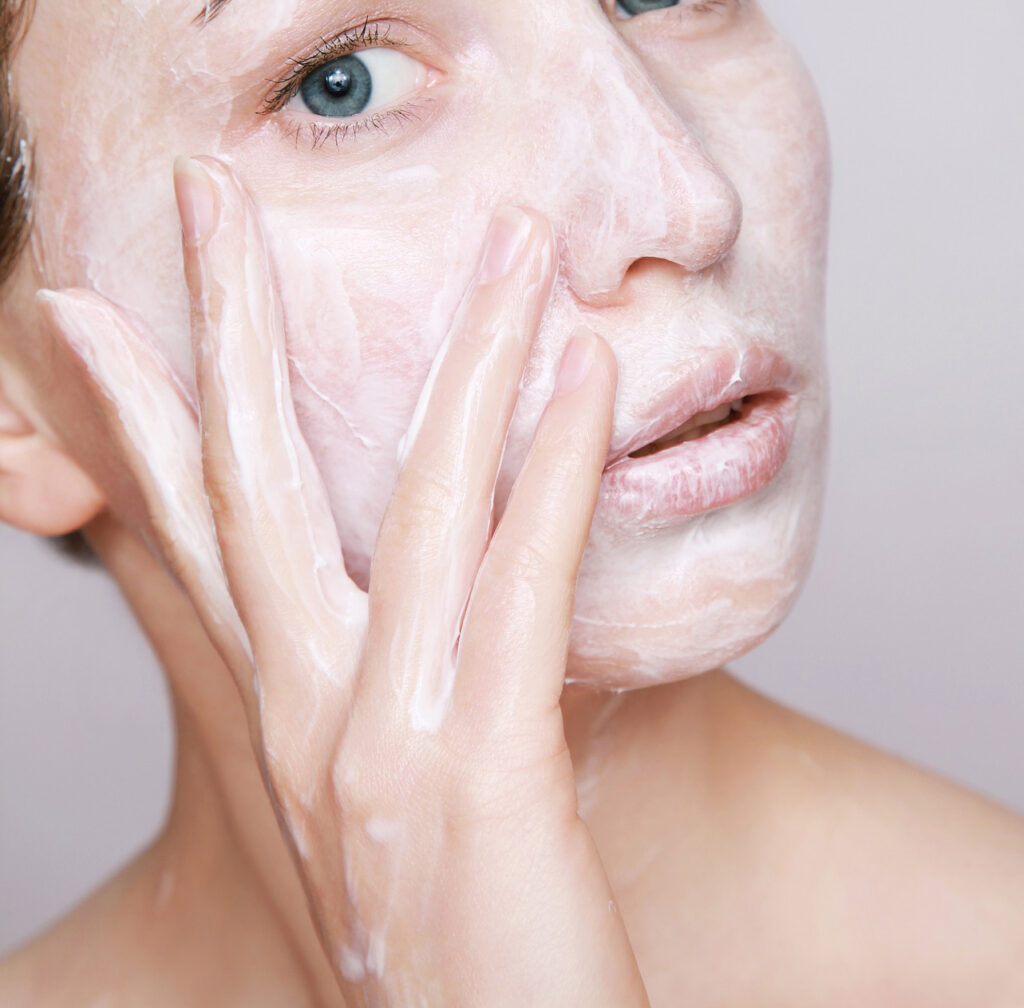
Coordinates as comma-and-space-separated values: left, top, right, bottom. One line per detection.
1, 0, 1022, 1003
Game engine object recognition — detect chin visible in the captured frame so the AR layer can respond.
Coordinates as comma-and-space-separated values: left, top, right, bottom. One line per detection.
564, 413, 827, 692
565, 572, 802, 691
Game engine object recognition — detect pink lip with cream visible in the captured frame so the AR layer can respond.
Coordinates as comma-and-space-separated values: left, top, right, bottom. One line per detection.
600, 348, 799, 521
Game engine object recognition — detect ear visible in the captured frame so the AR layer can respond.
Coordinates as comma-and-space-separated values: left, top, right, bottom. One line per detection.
0, 373, 105, 536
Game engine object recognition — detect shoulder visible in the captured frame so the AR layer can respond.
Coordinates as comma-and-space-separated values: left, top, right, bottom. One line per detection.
0, 850, 159, 1008
0, 920, 92, 1008
0, 945, 37, 1008
594, 671, 1024, 1006
716, 672, 1024, 1004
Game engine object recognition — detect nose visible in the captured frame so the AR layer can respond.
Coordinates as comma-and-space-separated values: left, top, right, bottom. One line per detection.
547, 45, 743, 303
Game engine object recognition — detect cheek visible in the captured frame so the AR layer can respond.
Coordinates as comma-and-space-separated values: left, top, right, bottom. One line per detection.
20, 2, 236, 380
643, 22, 831, 323
714, 51, 831, 322
32, 168, 194, 377
259, 191, 483, 585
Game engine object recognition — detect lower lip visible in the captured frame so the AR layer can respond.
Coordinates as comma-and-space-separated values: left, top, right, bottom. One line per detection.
599, 393, 798, 521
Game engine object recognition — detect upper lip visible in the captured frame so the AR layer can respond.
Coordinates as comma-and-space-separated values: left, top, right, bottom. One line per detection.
603, 346, 800, 470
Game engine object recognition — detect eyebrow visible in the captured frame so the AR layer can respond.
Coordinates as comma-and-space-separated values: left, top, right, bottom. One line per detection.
192, 0, 233, 26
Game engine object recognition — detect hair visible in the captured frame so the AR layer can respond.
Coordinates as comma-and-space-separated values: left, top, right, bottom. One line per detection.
1, 0, 95, 563
0, 0, 31, 287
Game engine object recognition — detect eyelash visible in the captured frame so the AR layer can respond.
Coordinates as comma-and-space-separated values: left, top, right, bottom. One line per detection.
262, 19, 403, 114
266, 3, 737, 150
261, 19, 433, 149
286, 103, 428, 151
614, 0, 735, 20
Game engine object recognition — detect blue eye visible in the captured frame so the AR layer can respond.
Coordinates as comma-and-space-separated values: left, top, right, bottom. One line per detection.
617, 0, 681, 14
299, 55, 372, 118
290, 48, 428, 120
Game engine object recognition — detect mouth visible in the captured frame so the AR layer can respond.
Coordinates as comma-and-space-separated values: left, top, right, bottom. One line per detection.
626, 395, 757, 459
599, 349, 800, 521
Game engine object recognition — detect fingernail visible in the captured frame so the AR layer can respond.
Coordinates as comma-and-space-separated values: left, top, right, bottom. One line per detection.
477, 206, 533, 284
174, 155, 218, 247
553, 333, 596, 398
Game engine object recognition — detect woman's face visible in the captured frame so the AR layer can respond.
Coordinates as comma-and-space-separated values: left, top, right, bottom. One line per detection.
10, 0, 829, 687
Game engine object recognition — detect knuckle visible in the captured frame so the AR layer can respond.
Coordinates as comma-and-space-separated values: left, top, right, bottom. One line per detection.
388, 464, 458, 528
329, 729, 429, 824
201, 465, 250, 527
260, 688, 343, 777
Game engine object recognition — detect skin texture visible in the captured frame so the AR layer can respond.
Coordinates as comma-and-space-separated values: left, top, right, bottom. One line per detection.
2, 2, 1024, 1006
3, 0, 830, 688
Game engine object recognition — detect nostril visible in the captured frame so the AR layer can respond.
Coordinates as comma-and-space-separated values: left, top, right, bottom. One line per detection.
565, 252, 646, 307
553, 84, 744, 303
566, 256, 699, 310
563, 176, 743, 304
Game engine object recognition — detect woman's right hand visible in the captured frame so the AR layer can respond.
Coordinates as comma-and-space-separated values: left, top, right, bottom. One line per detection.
38, 156, 650, 1007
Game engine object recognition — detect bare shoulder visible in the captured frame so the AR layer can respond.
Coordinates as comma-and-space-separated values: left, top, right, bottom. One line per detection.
718, 672, 1024, 1003
592, 672, 1024, 1006
0, 849, 164, 1008
0, 896, 110, 1008
0, 841, 327, 1008
0, 943, 36, 1008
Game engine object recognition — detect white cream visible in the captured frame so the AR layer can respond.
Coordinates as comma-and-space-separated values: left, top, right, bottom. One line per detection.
7, 0, 830, 699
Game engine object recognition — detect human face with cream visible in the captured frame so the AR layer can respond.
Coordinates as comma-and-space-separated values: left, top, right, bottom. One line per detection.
3, 0, 830, 687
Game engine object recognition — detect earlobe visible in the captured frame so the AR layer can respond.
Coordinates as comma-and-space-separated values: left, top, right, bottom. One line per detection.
0, 381, 105, 536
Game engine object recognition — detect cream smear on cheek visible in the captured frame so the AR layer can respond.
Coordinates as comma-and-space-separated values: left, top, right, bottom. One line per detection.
20, 1, 238, 382
21, 0, 829, 689
254, 3, 748, 580
21, 0, 331, 376
254, 181, 480, 591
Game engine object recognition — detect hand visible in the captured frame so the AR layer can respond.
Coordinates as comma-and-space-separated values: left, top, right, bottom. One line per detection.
38, 156, 649, 1007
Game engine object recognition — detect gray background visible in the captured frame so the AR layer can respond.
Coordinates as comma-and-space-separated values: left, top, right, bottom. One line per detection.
2, 0, 1022, 955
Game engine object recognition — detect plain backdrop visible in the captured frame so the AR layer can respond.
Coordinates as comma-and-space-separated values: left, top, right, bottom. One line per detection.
2, 0, 1022, 956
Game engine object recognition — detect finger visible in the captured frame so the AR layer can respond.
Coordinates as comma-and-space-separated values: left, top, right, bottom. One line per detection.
175, 155, 367, 708
35, 288, 257, 712
365, 207, 556, 732
456, 330, 617, 725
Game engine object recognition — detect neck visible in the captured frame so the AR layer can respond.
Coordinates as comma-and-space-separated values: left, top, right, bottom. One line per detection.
89, 515, 342, 1005
86, 514, 730, 1006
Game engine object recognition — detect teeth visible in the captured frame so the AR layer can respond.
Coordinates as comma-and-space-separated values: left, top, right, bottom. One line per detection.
669, 402, 733, 439
692, 403, 732, 430
629, 397, 747, 459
